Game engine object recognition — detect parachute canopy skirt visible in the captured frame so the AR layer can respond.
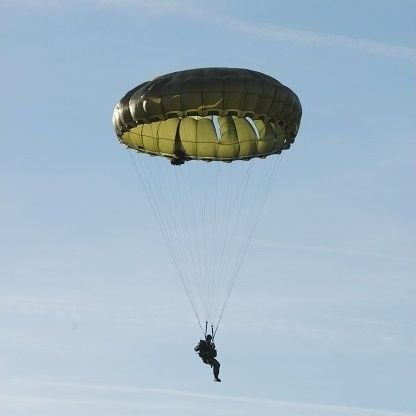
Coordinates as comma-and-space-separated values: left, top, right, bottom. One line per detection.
113, 67, 302, 163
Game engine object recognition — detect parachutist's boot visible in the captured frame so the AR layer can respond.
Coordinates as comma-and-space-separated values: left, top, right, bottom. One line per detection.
214, 377, 221, 382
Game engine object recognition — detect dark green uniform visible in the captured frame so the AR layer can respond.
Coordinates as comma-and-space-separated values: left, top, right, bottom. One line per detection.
194, 338, 221, 381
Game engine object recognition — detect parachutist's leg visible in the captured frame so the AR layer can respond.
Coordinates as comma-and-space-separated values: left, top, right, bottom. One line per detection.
208, 358, 220, 380
213, 359, 220, 379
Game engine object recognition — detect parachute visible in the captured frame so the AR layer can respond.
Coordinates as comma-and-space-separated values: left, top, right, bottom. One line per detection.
113, 68, 302, 335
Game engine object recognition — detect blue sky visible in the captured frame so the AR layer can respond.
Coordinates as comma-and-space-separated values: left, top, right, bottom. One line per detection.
0, 1, 415, 415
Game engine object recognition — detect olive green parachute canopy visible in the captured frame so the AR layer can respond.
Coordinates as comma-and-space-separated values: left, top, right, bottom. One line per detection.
113, 67, 302, 162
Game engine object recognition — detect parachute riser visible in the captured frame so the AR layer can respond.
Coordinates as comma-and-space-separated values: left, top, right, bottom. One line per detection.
204, 321, 216, 341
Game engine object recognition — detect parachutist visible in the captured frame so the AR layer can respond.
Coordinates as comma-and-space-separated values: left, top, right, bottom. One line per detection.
194, 334, 221, 382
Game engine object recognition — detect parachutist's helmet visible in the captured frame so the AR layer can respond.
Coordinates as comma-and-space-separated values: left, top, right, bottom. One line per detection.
206, 334, 212, 341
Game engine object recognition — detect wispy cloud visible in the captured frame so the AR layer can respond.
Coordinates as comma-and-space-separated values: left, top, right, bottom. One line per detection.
215, 16, 416, 61
1, 379, 415, 416
1, 289, 413, 352
0, 292, 189, 328
4, 0, 415, 61
0, 0, 184, 12
94, 0, 183, 13
250, 237, 415, 261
